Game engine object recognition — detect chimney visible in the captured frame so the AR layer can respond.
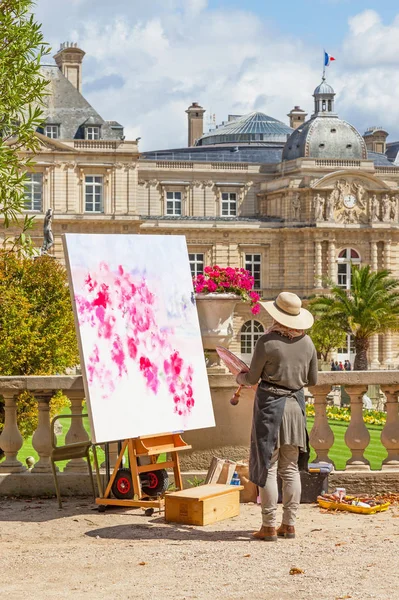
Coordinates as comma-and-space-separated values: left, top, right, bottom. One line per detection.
186, 102, 206, 147
287, 106, 307, 130
363, 126, 389, 155
53, 42, 86, 93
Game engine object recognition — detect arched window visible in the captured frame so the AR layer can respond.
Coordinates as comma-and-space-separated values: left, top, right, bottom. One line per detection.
337, 248, 361, 289
240, 320, 264, 356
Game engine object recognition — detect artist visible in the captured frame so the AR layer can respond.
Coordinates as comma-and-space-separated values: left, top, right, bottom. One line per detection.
236, 292, 317, 542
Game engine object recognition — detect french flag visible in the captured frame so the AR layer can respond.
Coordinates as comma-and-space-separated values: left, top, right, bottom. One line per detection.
324, 51, 336, 67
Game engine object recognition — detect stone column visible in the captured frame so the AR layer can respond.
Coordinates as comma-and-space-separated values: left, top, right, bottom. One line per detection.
31, 393, 54, 473
384, 239, 391, 270
370, 240, 378, 270
0, 392, 26, 472
344, 385, 370, 470
380, 387, 399, 470
314, 240, 323, 289
308, 385, 335, 466
370, 336, 380, 370
383, 332, 393, 368
63, 393, 90, 472
329, 239, 336, 284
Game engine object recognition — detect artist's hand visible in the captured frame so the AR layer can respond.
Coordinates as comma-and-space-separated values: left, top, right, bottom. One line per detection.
236, 371, 247, 386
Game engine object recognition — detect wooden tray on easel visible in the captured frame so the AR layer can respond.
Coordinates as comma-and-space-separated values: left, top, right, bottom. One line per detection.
94, 432, 191, 512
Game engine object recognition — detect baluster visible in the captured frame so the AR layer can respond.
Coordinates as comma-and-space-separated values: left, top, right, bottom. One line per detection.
31, 393, 54, 473
63, 393, 90, 472
344, 385, 370, 470
308, 385, 335, 466
380, 387, 399, 470
0, 392, 26, 473
101, 442, 119, 470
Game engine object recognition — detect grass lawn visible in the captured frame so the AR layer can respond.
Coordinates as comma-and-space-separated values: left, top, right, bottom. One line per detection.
307, 416, 386, 471
3, 412, 387, 472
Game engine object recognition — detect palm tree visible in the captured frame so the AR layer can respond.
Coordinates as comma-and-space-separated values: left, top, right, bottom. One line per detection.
309, 265, 399, 370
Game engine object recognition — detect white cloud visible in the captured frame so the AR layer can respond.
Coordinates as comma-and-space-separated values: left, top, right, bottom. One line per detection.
34, 2, 399, 149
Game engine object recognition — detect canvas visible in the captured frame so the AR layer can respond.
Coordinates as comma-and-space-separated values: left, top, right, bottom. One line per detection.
62, 234, 215, 444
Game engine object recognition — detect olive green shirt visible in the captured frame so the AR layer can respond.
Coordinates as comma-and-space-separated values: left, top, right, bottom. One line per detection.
237, 332, 318, 390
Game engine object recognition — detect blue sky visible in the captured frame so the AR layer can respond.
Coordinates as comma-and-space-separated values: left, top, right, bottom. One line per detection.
35, 0, 399, 150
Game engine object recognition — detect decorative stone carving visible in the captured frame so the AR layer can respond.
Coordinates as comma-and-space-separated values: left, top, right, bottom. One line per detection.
391, 195, 399, 222
369, 195, 380, 222
313, 193, 325, 221
291, 193, 300, 220
325, 192, 335, 222
382, 194, 391, 222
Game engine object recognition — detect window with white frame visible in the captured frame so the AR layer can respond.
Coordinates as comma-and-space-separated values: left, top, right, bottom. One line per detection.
45, 125, 59, 139
189, 253, 204, 277
337, 248, 360, 289
85, 126, 100, 140
240, 320, 264, 356
221, 192, 237, 216
337, 334, 355, 356
85, 176, 103, 213
245, 253, 261, 289
24, 173, 43, 211
166, 191, 182, 216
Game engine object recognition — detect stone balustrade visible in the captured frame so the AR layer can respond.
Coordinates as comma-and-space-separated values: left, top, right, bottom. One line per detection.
0, 371, 399, 496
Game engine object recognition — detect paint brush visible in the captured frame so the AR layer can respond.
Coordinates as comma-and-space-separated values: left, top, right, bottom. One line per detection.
230, 386, 242, 406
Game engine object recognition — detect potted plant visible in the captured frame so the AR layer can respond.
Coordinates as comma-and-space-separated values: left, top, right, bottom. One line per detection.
193, 266, 260, 368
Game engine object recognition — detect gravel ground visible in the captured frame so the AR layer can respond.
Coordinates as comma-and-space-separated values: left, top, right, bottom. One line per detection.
1, 497, 399, 600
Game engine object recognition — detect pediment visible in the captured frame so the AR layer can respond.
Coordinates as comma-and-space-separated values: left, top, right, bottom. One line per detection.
311, 170, 391, 191
35, 132, 74, 152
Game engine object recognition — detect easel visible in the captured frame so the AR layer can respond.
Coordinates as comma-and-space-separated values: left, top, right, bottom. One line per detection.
95, 432, 191, 512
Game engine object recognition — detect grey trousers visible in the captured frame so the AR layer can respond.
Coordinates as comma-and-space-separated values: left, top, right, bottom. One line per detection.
259, 444, 301, 527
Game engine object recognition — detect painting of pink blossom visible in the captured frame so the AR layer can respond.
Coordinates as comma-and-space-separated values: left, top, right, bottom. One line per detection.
62, 234, 215, 444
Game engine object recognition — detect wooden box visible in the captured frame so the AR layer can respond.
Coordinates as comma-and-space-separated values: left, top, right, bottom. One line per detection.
165, 484, 243, 526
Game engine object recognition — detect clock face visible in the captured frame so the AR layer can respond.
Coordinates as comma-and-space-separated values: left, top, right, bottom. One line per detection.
343, 194, 356, 209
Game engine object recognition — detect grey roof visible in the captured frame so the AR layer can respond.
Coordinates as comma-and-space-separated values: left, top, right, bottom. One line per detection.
141, 144, 284, 164
39, 65, 123, 140
314, 80, 335, 96
197, 112, 293, 146
386, 142, 399, 163
368, 151, 393, 167
282, 116, 367, 161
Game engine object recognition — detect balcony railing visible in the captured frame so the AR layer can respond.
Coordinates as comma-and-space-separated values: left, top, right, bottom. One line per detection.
0, 372, 398, 496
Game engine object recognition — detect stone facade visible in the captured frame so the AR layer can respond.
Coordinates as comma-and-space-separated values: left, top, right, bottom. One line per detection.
4, 43, 399, 367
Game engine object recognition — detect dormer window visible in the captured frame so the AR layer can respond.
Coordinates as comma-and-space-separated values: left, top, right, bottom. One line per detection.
45, 124, 59, 139
86, 126, 101, 140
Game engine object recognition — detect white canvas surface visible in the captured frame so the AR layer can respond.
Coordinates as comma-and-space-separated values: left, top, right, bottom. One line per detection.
63, 234, 215, 443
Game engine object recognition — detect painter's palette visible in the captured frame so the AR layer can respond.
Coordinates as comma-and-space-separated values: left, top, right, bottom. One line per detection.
63, 234, 215, 444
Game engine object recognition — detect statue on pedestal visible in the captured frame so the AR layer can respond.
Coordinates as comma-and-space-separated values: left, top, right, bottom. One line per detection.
40, 208, 54, 255
370, 195, 380, 222
313, 193, 325, 221
382, 195, 391, 223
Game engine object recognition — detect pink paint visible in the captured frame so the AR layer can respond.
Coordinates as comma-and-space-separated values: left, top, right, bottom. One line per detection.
76, 265, 196, 414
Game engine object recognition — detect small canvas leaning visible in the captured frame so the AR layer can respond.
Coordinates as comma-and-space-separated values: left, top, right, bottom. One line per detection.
62, 233, 215, 444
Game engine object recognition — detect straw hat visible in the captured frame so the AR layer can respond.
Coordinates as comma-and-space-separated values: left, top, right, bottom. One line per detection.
261, 292, 314, 330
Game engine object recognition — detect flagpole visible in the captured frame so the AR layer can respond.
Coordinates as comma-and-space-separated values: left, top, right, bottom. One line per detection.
322, 48, 326, 80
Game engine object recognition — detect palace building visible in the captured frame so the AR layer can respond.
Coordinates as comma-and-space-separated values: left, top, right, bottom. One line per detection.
9, 42, 399, 367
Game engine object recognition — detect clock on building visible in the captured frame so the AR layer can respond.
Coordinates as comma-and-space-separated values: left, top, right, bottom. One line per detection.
343, 194, 357, 209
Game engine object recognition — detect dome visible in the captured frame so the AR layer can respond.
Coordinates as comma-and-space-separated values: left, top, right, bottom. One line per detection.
282, 116, 368, 161
196, 111, 292, 146
313, 80, 335, 96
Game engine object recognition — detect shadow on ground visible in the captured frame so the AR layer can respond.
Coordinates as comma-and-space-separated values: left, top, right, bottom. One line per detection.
85, 521, 255, 542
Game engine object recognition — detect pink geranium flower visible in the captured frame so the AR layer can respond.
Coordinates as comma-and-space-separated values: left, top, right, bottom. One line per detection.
193, 265, 261, 314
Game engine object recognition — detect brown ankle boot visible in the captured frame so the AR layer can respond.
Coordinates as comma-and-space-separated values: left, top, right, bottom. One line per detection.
252, 526, 277, 542
277, 524, 295, 539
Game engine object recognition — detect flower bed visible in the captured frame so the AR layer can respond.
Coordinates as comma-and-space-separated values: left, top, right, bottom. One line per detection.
306, 404, 386, 426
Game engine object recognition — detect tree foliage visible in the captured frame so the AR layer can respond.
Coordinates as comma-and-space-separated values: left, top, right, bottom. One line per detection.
0, 0, 49, 234
0, 252, 79, 375
309, 265, 399, 370
309, 318, 346, 362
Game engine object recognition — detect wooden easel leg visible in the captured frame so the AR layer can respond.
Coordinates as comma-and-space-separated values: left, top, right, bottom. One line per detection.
127, 439, 142, 499
171, 451, 183, 491
102, 439, 128, 500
